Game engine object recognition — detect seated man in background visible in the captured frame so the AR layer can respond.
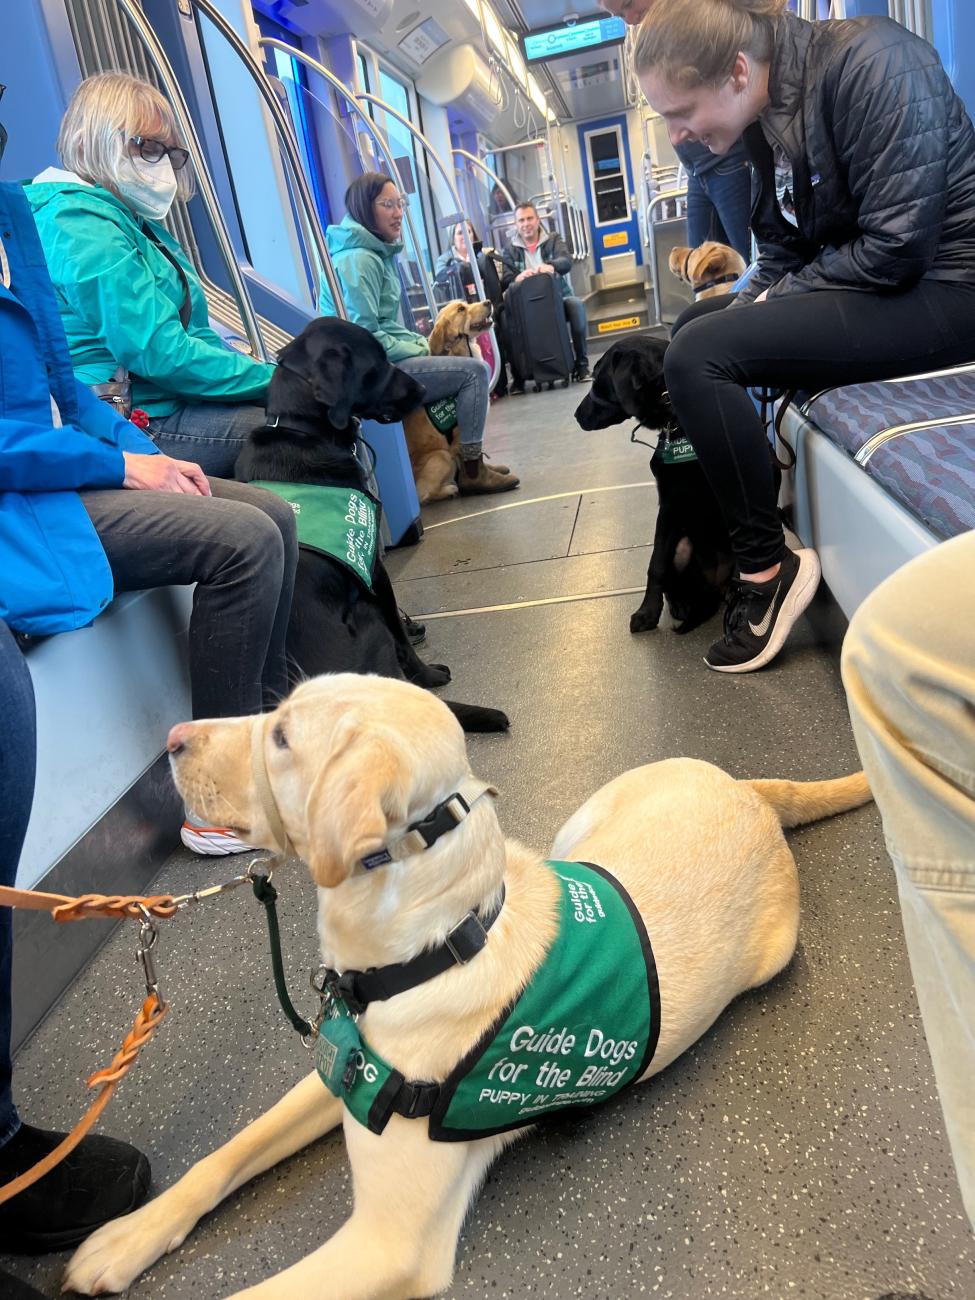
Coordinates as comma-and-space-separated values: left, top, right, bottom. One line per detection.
501, 201, 590, 387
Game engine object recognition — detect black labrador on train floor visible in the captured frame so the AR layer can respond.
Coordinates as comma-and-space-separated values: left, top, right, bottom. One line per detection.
236, 317, 508, 733
575, 335, 735, 636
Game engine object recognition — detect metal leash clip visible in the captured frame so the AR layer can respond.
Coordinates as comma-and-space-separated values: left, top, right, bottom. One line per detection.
136, 903, 162, 1004
170, 857, 272, 910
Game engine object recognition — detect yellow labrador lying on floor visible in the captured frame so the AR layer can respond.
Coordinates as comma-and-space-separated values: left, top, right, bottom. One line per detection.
64, 675, 870, 1300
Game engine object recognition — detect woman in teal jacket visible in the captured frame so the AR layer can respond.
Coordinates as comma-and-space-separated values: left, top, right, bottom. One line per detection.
25, 73, 274, 479
318, 173, 518, 494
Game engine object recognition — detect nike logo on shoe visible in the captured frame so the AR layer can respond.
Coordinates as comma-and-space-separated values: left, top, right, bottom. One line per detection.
748, 581, 781, 637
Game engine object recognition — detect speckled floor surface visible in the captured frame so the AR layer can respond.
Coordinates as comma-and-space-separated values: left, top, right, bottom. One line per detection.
3, 382, 973, 1300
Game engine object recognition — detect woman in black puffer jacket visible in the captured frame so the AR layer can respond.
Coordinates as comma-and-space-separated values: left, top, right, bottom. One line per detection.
634, 0, 975, 674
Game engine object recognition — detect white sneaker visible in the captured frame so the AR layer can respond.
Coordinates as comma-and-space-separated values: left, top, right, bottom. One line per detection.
180, 820, 256, 856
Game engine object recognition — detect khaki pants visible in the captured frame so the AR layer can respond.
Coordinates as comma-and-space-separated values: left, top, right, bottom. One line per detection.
841, 531, 975, 1229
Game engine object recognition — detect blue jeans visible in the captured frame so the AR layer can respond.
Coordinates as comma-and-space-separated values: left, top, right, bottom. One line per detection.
81, 478, 298, 719
0, 621, 36, 1150
146, 402, 268, 479
396, 355, 488, 458
686, 157, 753, 263
564, 296, 589, 370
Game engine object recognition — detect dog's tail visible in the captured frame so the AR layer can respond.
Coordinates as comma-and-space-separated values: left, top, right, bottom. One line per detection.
744, 772, 872, 827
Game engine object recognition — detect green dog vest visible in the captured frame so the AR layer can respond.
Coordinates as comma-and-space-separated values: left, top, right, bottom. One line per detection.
659, 432, 698, 465
315, 861, 660, 1140
250, 482, 379, 590
425, 397, 459, 434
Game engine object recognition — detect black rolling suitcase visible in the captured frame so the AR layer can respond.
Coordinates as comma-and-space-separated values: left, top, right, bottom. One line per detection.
506, 273, 574, 391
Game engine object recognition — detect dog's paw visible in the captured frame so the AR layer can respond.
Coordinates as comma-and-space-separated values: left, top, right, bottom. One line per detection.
629, 607, 661, 634
414, 662, 452, 688
446, 702, 510, 733
63, 1200, 188, 1295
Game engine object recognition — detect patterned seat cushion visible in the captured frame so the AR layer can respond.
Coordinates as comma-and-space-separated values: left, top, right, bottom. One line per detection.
802, 368, 975, 457
868, 423, 975, 540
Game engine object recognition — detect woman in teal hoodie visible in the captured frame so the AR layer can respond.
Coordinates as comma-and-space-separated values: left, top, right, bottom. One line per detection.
319, 173, 518, 494
25, 73, 274, 479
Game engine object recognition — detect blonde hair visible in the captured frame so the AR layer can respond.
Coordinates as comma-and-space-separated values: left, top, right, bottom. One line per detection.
633, 0, 787, 89
57, 72, 195, 202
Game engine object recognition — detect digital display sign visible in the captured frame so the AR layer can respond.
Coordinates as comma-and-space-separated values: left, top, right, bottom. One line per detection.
522, 16, 626, 65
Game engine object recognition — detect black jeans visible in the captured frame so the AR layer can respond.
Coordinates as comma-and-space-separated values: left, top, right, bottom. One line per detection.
665, 280, 975, 572
81, 478, 298, 718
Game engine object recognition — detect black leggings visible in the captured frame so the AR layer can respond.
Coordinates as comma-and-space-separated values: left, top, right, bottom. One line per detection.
665, 279, 975, 571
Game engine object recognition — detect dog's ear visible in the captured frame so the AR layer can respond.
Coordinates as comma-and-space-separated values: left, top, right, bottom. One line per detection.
303, 724, 410, 887
430, 302, 464, 355
306, 340, 356, 429
609, 347, 653, 416
669, 247, 690, 281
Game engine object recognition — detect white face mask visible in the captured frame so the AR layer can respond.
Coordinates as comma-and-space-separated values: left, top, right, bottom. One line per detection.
115, 150, 178, 221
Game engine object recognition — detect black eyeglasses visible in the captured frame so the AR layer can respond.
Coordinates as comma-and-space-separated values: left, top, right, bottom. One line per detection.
128, 135, 190, 172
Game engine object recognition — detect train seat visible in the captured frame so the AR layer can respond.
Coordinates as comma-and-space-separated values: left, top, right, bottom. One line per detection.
781, 364, 975, 618
12, 586, 191, 1050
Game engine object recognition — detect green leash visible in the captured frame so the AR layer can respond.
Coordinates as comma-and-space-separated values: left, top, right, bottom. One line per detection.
251, 873, 313, 1040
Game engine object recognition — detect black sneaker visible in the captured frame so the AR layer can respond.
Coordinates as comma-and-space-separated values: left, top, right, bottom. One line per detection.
510, 379, 525, 395
400, 610, 426, 646
704, 547, 821, 673
572, 365, 592, 383
0, 1123, 151, 1253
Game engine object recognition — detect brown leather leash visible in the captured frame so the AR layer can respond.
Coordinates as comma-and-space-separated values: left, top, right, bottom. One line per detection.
0, 869, 266, 1204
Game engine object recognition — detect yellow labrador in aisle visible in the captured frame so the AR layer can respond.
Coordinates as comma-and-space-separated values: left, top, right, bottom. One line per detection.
64, 675, 870, 1300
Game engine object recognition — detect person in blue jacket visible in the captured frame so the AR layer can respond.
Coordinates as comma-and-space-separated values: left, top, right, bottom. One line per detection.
0, 117, 297, 1290
0, 151, 297, 821
24, 72, 275, 479
319, 172, 519, 495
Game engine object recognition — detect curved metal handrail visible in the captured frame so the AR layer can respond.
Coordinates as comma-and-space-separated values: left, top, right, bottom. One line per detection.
113, 0, 267, 357
357, 91, 500, 391
259, 39, 437, 327
191, 0, 345, 320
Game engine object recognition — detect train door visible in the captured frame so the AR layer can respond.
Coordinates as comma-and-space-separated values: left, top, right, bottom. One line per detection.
577, 113, 641, 275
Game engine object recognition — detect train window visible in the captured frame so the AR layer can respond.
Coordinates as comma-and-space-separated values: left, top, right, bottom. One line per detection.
585, 125, 630, 225
256, 14, 332, 231
376, 65, 432, 272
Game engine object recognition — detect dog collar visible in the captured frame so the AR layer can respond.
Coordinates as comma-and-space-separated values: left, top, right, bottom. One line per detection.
358, 777, 497, 872
318, 882, 506, 1017
694, 272, 740, 297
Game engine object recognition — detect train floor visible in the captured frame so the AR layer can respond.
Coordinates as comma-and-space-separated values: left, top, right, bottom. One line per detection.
4, 380, 974, 1300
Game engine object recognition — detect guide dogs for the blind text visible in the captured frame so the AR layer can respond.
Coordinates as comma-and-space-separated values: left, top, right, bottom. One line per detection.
65, 674, 870, 1299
